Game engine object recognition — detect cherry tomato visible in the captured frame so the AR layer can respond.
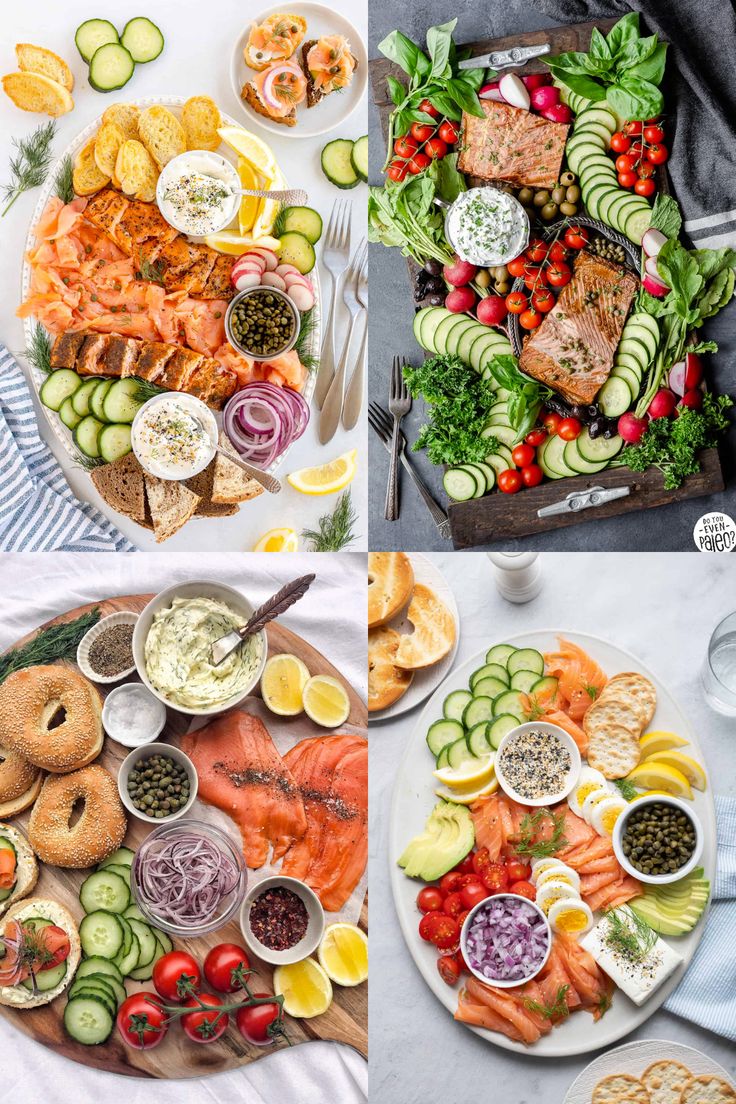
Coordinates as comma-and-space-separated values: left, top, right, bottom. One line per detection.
532, 288, 555, 313
610, 131, 631, 153
521, 463, 544, 488
526, 239, 548, 263
646, 143, 669, 165
506, 860, 532, 882
472, 848, 492, 876
410, 122, 435, 143
417, 887, 444, 913
519, 307, 543, 330
509, 880, 537, 901
505, 290, 528, 314
481, 863, 510, 892
526, 427, 547, 447
618, 171, 637, 189
393, 134, 417, 158
623, 120, 643, 136
386, 160, 409, 183
455, 948, 470, 974
418, 98, 440, 118
637, 159, 657, 179
181, 993, 229, 1044
439, 871, 463, 895
204, 944, 252, 994
453, 855, 476, 875
615, 154, 636, 174
543, 411, 562, 434
461, 882, 490, 910
628, 141, 644, 162
635, 178, 656, 197
644, 116, 662, 125
437, 954, 461, 986
547, 240, 569, 262
419, 913, 439, 941
512, 443, 535, 468
564, 226, 589, 250
498, 469, 523, 494
507, 256, 528, 278
152, 951, 202, 1003
524, 266, 547, 290
438, 119, 460, 144
643, 124, 665, 144
456, 909, 471, 930
558, 416, 582, 440
425, 137, 448, 160
117, 993, 168, 1050
236, 996, 283, 1046
546, 262, 571, 288
458, 873, 483, 889
442, 891, 465, 919
407, 152, 431, 175
428, 914, 460, 950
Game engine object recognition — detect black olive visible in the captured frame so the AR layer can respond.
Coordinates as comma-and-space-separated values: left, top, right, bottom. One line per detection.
414, 287, 426, 302
570, 404, 587, 419
588, 420, 603, 439
603, 426, 616, 439
424, 276, 444, 293
428, 293, 445, 306
425, 259, 442, 276
586, 405, 599, 419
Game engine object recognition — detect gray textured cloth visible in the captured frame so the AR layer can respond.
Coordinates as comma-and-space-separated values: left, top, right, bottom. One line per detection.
530, 0, 736, 246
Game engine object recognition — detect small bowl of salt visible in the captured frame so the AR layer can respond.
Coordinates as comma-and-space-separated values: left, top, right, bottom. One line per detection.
102, 683, 167, 748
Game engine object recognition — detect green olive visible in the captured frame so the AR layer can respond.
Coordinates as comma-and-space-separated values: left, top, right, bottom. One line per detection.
551, 186, 566, 205
518, 187, 534, 204
560, 171, 576, 187
475, 269, 491, 289
533, 190, 550, 207
541, 202, 559, 221
493, 265, 509, 281
560, 201, 578, 217
495, 280, 510, 295
566, 184, 581, 203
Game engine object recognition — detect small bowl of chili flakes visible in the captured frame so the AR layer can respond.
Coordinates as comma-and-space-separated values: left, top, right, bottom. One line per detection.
240, 875, 325, 965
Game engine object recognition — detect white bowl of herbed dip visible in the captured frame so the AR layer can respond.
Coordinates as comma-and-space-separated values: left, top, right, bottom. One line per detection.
445, 187, 530, 267
132, 393, 218, 481
494, 721, 582, 807
156, 150, 241, 238
132, 580, 267, 716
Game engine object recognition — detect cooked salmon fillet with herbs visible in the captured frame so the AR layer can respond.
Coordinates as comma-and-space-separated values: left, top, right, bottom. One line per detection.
519, 251, 638, 405
457, 100, 569, 191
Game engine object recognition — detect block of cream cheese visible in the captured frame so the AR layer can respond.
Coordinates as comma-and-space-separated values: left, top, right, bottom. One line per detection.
580, 908, 684, 1006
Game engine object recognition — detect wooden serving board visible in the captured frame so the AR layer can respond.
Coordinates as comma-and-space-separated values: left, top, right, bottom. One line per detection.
0, 596, 367, 1078
370, 20, 726, 548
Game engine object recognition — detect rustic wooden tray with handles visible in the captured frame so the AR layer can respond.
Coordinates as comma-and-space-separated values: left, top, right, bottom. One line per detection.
370, 18, 725, 548
0, 596, 367, 1078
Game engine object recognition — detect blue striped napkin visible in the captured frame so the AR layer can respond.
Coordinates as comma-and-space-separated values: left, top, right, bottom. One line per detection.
0, 345, 136, 551
664, 795, 736, 1040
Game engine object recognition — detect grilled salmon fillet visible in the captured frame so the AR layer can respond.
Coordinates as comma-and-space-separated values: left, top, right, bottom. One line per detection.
519, 251, 638, 405
50, 331, 85, 369
77, 334, 112, 375
458, 101, 569, 190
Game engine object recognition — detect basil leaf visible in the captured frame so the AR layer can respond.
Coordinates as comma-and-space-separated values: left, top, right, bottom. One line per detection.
460, 66, 486, 92
590, 27, 613, 60
426, 20, 454, 79
631, 42, 667, 85
605, 12, 641, 55
386, 75, 406, 106
549, 70, 608, 101
546, 50, 599, 77
613, 34, 659, 72
427, 152, 466, 202
422, 89, 461, 120
607, 76, 663, 122
378, 29, 430, 78
445, 76, 486, 116
580, 54, 616, 76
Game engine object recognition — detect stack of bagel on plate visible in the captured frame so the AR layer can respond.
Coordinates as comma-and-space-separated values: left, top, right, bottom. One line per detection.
368, 552, 456, 712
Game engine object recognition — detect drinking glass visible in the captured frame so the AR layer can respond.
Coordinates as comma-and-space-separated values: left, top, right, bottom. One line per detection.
701, 611, 736, 715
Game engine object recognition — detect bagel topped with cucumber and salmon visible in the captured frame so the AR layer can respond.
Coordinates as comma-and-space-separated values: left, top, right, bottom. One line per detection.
0, 897, 79, 1008
0, 824, 38, 919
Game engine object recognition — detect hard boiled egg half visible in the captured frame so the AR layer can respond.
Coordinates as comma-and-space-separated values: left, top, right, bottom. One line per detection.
535, 879, 579, 915
567, 766, 608, 818
548, 898, 594, 936
535, 862, 581, 893
589, 795, 628, 837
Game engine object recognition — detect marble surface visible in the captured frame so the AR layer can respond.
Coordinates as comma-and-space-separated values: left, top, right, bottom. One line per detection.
369, 552, 736, 1103
367, 1, 736, 552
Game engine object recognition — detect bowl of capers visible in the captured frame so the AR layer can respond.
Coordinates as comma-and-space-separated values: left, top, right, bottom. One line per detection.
225, 286, 300, 361
613, 794, 703, 884
118, 743, 198, 824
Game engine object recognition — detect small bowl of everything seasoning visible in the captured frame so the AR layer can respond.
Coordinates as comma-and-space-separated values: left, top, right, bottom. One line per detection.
613, 795, 703, 885
225, 287, 300, 362
461, 893, 551, 988
103, 683, 167, 748
77, 610, 138, 684
240, 875, 325, 966
118, 742, 198, 824
131, 393, 218, 481
494, 721, 581, 807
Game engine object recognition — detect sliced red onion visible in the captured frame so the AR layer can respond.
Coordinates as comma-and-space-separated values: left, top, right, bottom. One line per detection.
223, 383, 310, 468
133, 831, 241, 928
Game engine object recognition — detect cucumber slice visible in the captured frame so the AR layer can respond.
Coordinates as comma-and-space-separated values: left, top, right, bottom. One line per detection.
70, 973, 125, 1009
541, 433, 578, 478
467, 723, 491, 757
492, 690, 527, 722
443, 468, 478, 502
507, 648, 544, 676
67, 980, 117, 1018
510, 670, 541, 694
537, 435, 564, 480
120, 17, 165, 63
64, 995, 114, 1045
80, 870, 130, 915
98, 847, 135, 870
472, 676, 508, 700
434, 315, 474, 357
598, 377, 633, 418
277, 231, 316, 275
20, 959, 66, 992
79, 911, 124, 959
39, 369, 81, 412
114, 931, 140, 977
75, 19, 119, 63
443, 690, 472, 725
127, 918, 157, 969
105, 863, 132, 889
73, 415, 104, 459
470, 663, 509, 690
71, 378, 101, 417
416, 306, 448, 353
578, 430, 623, 464
486, 644, 516, 666
102, 378, 142, 423
89, 43, 135, 93
563, 436, 609, 475
455, 464, 486, 498
426, 718, 464, 758
487, 714, 519, 750
123, 904, 146, 923
156, 930, 173, 954
447, 737, 476, 771
351, 135, 368, 182
98, 423, 132, 463
59, 396, 82, 430
89, 379, 113, 421
436, 745, 450, 768
462, 696, 495, 730
531, 675, 560, 701
321, 139, 359, 189
75, 957, 124, 985
278, 206, 323, 244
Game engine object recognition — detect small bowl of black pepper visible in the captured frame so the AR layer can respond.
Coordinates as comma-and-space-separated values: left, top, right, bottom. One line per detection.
613, 794, 703, 885
118, 742, 198, 824
77, 611, 139, 684
240, 875, 325, 965
225, 286, 300, 361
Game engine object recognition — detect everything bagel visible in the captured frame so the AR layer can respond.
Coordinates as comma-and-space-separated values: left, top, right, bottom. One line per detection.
0, 746, 42, 818
28, 765, 127, 868
0, 665, 103, 773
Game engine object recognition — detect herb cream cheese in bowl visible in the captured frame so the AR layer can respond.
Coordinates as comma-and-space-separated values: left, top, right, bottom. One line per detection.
131, 392, 217, 481
445, 187, 530, 266
156, 151, 240, 237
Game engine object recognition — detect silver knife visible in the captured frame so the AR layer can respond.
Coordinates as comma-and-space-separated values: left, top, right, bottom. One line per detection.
537, 485, 630, 519
459, 43, 551, 70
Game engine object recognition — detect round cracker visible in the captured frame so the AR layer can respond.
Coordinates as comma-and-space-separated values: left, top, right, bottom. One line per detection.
585, 696, 642, 738
593, 1075, 650, 1104
587, 724, 641, 779
641, 1061, 693, 1104
606, 672, 657, 727
369, 627, 413, 712
680, 1076, 736, 1104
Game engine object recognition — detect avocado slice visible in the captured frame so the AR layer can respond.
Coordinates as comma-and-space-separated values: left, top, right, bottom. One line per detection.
629, 868, 710, 936
398, 801, 474, 881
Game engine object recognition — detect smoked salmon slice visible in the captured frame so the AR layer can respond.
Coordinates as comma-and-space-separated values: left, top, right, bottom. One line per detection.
181, 710, 307, 869
544, 638, 608, 721
0, 847, 15, 889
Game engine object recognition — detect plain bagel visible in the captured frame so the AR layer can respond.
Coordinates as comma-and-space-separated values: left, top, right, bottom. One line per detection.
0, 746, 43, 818
0, 665, 103, 773
28, 764, 127, 869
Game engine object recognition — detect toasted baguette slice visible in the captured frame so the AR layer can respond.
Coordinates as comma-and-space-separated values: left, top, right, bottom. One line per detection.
212, 433, 264, 504
114, 138, 158, 202
0, 824, 38, 919
94, 121, 126, 178
91, 451, 146, 523
0, 898, 80, 1008
16, 44, 74, 92
137, 104, 186, 169
241, 81, 297, 126
2, 71, 74, 116
144, 474, 200, 542
101, 102, 140, 141
73, 137, 110, 197
181, 95, 222, 151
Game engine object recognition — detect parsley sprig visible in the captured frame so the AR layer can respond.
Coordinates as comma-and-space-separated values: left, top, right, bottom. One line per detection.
403, 353, 499, 465
621, 393, 733, 490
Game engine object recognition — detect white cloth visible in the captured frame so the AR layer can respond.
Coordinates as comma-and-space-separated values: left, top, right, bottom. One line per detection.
0, 552, 367, 1104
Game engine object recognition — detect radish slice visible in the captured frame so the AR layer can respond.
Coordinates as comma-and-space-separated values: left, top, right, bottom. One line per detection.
247, 247, 279, 271
234, 272, 262, 291
644, 256, 668, 284
261, 271, 287, 290
643, 273, 669, 298
234, 252, 266, 271
499, 73, 530, 110
275, 263, 302, 277
479, 81, 503, 101
668, 360, 687, 396
642, 228, 667, 258
288, 284, 314, 311
284, 273, 311, 289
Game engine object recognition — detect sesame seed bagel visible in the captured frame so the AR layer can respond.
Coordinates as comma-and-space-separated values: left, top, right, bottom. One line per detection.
28, 765, 127, 869
0, 745, 42, 805
0, 666, 103, 773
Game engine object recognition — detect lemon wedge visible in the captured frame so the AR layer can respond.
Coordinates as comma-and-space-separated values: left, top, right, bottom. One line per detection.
287, 450, 358, 495
640, 731, 689, 756
253, 164, 284, 238
303, 675, 350, 728
318, 924, 368, 987
642, 750, 706, 791
261, 653, 310, 715
273, 958, 333, 1018
204, 230, 281, 255
434, 775, 498, 805
253, 527, 298, 552
626, 762, 693, 800
217, 125, 277, 177
237, 157, 261, 234
434, 755, 496, 790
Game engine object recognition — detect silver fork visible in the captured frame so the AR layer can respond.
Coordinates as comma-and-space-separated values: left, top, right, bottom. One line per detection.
315, 198, 352, 409
385, 356, 411, 521
369, 402, 451, 540
319, 240, 367, 444
342, 251, 368, 430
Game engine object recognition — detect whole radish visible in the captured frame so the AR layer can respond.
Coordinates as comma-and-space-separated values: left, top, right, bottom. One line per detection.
618, 412, 649, 444
477, 296, 508, 326
530, 86, 560, 113
443, 257, 477, 286
540, 103, 573, 124
648, 388, 677, 419
445, 286, 477, 313
523, 73, 553, 90
684, 352, 704, 389
680, 389, 704, 410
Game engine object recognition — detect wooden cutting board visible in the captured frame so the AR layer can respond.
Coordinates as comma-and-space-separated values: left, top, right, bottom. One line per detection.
0, 596, 367, 1078
370, 19, 725, 548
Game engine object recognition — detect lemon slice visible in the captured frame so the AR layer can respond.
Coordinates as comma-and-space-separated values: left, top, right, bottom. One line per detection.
640, 731, 689, 756
253, 527, 298, 552
642, 750, 706, 791
302, 675, 350, 728
318, 924, 368, 987
274, 958, 333, 1018
237, 157, 261, 234
287, 450, 358, 495
626, 762, 693, 800
434, 775, 498, 805
261, 653, 310, 715
434, 755, 495, 790
217, 125, 277, 177
205, 230, 282, 256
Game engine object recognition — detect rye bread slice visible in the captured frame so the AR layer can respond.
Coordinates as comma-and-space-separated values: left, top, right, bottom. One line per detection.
90, 452, 146, 523
241, 82, 297, 126
301, 40, 358, 108
185, 455, 239, 517
143, 475, 201, 543
211, 434, 264, 505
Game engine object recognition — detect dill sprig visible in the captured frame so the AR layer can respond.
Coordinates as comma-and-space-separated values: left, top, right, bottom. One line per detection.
603, 907, 658, 964
73, 450, 105, 471
0, 606, 100, 683
614, 777, 639, 801
302, 491, 358, 551
512, 808, 568, 859
2, 121, 57, 217
294, 305, 318, 371
25, 323, 52, 375
135, 258, 166, 286
53, 154, 74, 205
272, 204, 287, 238
523, 984, 570, 1020
130, 376, 167, 404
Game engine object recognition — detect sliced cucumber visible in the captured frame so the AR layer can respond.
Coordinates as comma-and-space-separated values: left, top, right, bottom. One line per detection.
75, 957, 124, 985
486, 644, 516, 666
89, 379, 113, 421
563, 436, 609, 475
122, 904, 146, 923
447, 737, 476, 771
436, 745, 450, 769
102, 378, 142, 423
487, 714, 519, 750
72, 378, 103, 418
70, 973, 125, 1009
59, 397, 82, 430
351, 135, 368, 182
321, 139, 360, 189
510, 669, 541, 694
39, 369, 81, 412
472, 676, 508, 700
79, 911, 124, 959
120, 17, 164, 63
64, 995, 114, 1046
105, 863, 132, 889
89, 42, 135, 93
507, 648, 544, 676
598, 377, 633, 418
578, 430, 623, 464
492, 690, 527, 722
530, 675, 559, 701
467, 723, 491, 757
426, 718, 464, 757
80, 870, 130, 915
278, 206, 323, 244
67, 981, 117, 1019
455, 464, 486, 499
73, 415, 104, 459
127, 918, 157, 969
114, 931, 140, 977
443, 468, 477, 502
98, 423, 132, 463
443, 690, 473, 725
462, 696, 495, 730
20, 959, 66, 992
99, 847, 135, 870
277, 231, 316, 275
470, 663, 509, 690
75, 18, 119, 63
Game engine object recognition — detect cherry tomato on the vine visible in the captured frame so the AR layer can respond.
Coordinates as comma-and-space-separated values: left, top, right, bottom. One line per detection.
393, 135, 417, 158
181, 993, 229, 1044
519, 307, 543, 330
507, 256, 528, 278
623, 120, 643, 136
410, 122, 435, 143
525, 427, 547, 447
546, 262, 571, 288
646, 143, 669, 165
204, 944, 251, 994
438, 119, 460, 144
418, 98, 440, 118
547, 240, 569, 262
425, 137, 448, 159
524, 266, 547, 290
152, 951, 201, 1003
505, 290, 528, 314
498, 469, 523, 494
643, 124, 665, 144
564, 226, 589, 250
618, 171, 637, 188
635, 178, 656, 197
610, 131, 631, 153
615, 154, 636, 174
386, 160, 409, 182
532, 288, 555, 313
637, 159, 656, 179
236, 997, 283, 1047
543, 411, 562, 434
521, 463, 544, 487
526, 239, 548, 263
511, 443, 535, 468
558, 417, 582, 440
117, 993, 168, 1050
407, 152, 431, 174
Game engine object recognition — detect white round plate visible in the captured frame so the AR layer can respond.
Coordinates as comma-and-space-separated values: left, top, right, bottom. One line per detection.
563, 1039, 735, 1102
389, 629, 717, 1057
20, 97, 319, 477
230, 2, 368, 138
371, 554, 460, 722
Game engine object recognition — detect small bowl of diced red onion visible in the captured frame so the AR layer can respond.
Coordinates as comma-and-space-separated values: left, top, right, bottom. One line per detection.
460, 893, 552, 988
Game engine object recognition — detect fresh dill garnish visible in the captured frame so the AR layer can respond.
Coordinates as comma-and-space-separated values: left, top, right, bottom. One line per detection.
302, 491, 358, 551
614, 778, 639, 801
73, 450, 105, 471
0, 606, 100, 683
272, 204, 287, 238
585, 684, 599, 700
130, 376, 167, 404
511, 808, 568, 859
523, 984, 570, 1020
2, 121, 57, 217
596, 992, 613, 1018
294, 305, 318, 371
53, 154, 74, 205
25, 323, 52, 375
135, 257, 166, 286
603, 906, 658, 963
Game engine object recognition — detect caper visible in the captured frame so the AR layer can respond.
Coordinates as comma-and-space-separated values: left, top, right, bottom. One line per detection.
533, 190, 550, 207
541, 202, 558, 221
475, 269, 491, 289
560, 171, 575, 186
518, 187, 534, 204
560, 201, 577, 217
551, 186, 566, 205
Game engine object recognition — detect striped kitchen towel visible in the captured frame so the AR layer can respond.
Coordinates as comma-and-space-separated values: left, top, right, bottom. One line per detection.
0, 345, 136, 551
664, 794, 736, 1040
